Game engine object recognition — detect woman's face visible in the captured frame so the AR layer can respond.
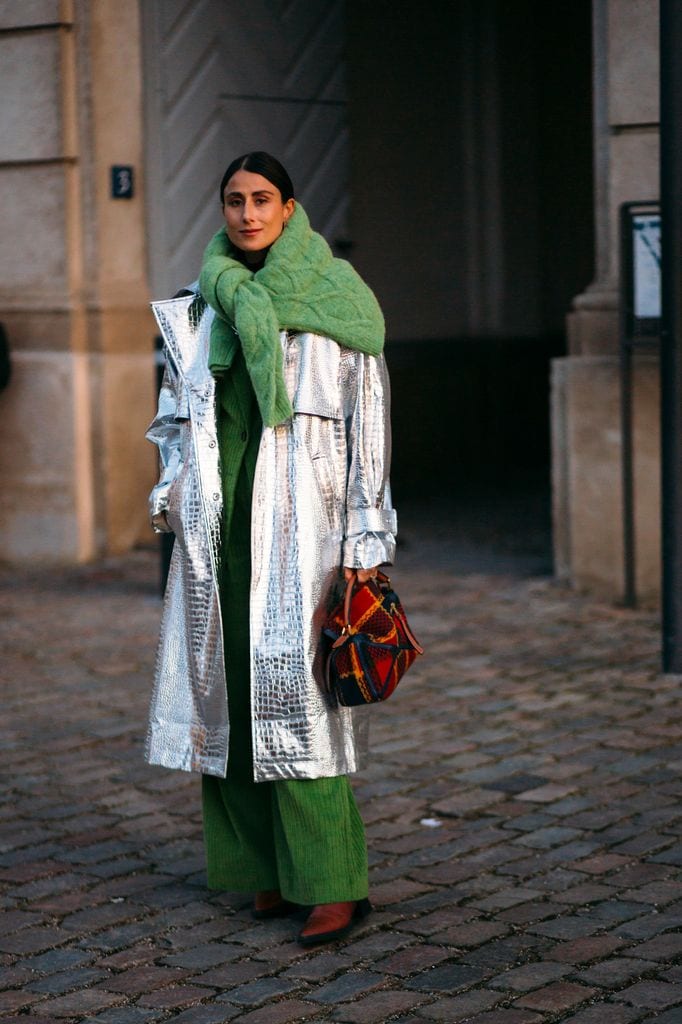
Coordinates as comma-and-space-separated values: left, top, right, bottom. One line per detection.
222, 169, 295, 264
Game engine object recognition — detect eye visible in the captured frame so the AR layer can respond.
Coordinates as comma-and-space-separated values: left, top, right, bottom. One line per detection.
255, 197, 268, 205
226, 198, 242, 207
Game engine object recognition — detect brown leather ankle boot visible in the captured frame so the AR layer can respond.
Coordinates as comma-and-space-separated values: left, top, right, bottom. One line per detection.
298, 898, 372, 946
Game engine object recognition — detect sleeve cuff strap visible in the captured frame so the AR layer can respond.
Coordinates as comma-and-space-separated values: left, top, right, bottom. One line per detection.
342, 533, 396, 569
345, 507, 397, 536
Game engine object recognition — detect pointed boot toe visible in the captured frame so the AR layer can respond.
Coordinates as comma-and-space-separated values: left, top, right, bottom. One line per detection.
298, 898, 372, 946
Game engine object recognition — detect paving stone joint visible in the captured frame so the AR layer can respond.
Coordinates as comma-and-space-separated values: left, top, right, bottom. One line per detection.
1, 547, 682, 1022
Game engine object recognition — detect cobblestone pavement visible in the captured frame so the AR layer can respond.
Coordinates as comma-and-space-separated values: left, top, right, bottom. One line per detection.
2, 533, 682, 1024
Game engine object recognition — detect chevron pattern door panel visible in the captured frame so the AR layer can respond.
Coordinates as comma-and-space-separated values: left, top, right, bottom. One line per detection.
142, 0, 349, 298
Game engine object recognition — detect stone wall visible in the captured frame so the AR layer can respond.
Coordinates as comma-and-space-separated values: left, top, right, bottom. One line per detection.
0, 0, 155, 562
552, 0, 660, 601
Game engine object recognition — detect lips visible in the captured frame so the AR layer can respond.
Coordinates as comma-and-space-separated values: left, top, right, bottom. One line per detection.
240, 229, 261, 237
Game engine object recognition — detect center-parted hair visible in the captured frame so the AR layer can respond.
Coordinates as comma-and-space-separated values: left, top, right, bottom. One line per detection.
219, 152, 295, 205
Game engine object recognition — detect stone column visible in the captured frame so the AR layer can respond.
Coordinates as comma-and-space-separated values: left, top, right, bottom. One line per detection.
0, 0, 155, 562
552, 0, 660, 600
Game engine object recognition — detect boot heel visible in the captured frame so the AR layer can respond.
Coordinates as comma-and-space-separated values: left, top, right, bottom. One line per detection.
355, 897, 372, 920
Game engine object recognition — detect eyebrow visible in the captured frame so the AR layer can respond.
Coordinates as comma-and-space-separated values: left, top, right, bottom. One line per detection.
225, 189, 275, 199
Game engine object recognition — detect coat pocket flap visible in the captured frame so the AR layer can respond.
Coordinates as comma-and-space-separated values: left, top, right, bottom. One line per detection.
289, 333, 343, 419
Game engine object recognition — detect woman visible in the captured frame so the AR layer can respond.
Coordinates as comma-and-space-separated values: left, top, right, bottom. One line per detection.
145, 152, 396, 946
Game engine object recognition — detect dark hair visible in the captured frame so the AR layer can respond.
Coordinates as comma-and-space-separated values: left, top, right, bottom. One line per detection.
219, 151, 295, 205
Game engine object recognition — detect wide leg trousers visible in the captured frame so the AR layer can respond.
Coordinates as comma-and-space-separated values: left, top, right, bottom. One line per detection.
201, 466, 368, 905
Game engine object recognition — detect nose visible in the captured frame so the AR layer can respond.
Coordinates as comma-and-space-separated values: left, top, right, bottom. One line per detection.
242, 199, 256, 223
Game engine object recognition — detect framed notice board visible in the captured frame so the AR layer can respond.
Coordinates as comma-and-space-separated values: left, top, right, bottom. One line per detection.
620, 201, 661, 607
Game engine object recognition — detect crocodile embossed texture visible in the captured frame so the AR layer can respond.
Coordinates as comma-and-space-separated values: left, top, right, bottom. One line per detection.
145, 297, 394, 780
145, 295, 228, 777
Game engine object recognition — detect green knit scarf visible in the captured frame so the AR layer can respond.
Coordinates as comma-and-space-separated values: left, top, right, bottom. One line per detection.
198, 203, 385, 427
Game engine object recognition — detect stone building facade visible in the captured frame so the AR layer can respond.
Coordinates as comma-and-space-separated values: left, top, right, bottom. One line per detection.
0, 0, 661, 604
0, 0, 153, 561
553, 0, 661, 600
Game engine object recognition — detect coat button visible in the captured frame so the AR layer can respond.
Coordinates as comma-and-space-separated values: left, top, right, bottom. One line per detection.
213, 493, 220, 501
240, 430, 247, 442
209, 441, 216, 448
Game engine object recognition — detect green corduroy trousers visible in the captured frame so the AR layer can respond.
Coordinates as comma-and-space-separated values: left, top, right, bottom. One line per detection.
202, 379, 368, 905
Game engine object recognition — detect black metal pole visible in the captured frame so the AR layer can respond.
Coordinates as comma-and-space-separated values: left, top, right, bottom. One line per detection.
661, 1, 682, 672
620, 205, 636, 608
621, 338, 636, 607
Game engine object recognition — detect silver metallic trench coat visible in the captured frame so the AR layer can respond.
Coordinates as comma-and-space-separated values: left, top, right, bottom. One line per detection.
145, 292, 397, 781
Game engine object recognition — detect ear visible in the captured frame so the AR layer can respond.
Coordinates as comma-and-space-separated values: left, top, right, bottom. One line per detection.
283, 198, 295, 222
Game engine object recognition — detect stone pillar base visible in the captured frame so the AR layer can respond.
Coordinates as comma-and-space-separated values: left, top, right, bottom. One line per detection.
0, 347, 155, 563
551, 353, 660, 603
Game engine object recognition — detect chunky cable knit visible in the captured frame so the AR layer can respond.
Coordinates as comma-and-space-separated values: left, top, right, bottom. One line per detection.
198, 203, 385, 427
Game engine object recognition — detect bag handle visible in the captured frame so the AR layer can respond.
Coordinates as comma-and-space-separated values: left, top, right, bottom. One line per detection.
344, 570, 424, 656
341, 569, 391, 633
390, 602, 425, 655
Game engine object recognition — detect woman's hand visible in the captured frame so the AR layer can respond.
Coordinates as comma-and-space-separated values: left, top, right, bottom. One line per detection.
344, 566, 379, 583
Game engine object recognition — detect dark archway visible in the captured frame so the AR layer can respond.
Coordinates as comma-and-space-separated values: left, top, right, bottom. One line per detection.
346, 0, 594, 571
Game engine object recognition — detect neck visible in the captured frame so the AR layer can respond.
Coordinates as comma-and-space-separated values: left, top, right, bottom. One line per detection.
242, 247, 269, 267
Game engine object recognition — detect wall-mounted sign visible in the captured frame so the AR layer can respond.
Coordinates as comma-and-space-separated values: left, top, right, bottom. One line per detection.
620, 201, 660, 338
111, 165, 134, 199
632, 213, 661, 319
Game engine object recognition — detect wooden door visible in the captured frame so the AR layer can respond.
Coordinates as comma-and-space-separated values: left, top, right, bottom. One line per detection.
142, 0, 350, 298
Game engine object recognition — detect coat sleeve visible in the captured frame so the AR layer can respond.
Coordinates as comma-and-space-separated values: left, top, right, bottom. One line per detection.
145, 356, 189, 533
342, 351, 397, 568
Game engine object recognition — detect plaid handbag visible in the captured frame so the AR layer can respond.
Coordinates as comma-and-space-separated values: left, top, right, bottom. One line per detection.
323, 570, 424, 706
